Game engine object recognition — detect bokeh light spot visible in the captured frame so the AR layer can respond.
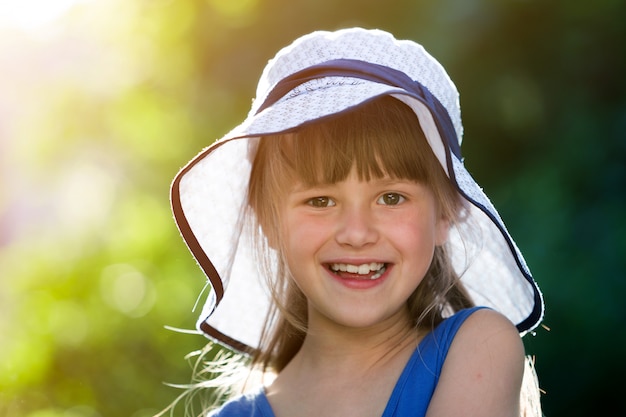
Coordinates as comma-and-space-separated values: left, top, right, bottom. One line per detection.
207, 0, 258, 23
495, 73, 545, 132
100, 264, 156, 318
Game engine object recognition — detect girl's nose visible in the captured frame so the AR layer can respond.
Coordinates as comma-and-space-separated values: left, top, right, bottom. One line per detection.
335, 205, 379, 247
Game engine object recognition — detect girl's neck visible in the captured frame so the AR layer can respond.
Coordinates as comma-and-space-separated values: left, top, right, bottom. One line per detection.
265, 311, 421, 417
291, 308, 419, 374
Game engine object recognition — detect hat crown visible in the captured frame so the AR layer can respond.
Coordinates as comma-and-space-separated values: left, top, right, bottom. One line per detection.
253, 28, 463, 143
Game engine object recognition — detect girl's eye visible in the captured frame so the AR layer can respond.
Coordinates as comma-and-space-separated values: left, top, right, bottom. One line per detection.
307, 197, 335, 208
378, 193, 405, 206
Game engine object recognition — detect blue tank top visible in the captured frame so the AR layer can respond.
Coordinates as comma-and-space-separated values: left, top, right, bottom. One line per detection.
209, 307, 484, 417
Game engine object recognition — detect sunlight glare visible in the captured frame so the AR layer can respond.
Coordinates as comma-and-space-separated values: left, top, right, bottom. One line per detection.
0, 0, 92, 31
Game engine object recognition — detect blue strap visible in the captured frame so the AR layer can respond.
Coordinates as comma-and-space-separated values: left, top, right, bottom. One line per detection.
255, 58, 462, 160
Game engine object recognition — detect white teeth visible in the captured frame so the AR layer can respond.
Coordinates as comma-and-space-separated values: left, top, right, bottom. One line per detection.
330, 262, 386, 278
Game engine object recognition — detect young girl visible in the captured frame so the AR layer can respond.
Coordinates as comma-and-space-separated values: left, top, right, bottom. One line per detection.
170, 27, 544, 417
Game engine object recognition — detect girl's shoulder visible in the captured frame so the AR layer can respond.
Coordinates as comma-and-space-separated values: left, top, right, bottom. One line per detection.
406, 307, 494, 377
425, 307, 525, 416
447, 306, 523, 351
426, 306, 519, 349
381, 307, 506, 417
411, 306, 522, 386
435, 306, 523, 370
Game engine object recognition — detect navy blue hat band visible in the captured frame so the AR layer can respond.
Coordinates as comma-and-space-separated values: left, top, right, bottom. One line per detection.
256, 58, 462, 160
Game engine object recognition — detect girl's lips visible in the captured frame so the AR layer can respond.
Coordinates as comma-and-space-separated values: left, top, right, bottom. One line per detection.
328, 262, 386, 278
325, 262, 390, 283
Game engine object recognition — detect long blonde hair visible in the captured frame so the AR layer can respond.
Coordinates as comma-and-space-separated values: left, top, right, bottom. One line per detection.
247, 96, 474, 374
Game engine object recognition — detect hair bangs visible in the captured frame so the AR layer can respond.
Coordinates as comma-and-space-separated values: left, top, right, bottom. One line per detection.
282, 97, 437, 187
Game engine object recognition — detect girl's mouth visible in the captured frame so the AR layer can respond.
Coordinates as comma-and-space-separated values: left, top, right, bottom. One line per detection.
328, 262, 388, 280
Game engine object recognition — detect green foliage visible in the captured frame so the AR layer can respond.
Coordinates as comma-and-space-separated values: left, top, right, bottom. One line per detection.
1, 0, 624, 415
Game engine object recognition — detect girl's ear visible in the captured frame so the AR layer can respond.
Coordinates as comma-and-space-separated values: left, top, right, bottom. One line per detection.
435, 216, 450, 246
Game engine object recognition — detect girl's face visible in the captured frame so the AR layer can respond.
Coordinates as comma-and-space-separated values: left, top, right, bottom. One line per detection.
279, 167, 449, 333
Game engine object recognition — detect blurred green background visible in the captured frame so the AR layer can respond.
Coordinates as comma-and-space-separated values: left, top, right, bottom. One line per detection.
0, 0, 624, 416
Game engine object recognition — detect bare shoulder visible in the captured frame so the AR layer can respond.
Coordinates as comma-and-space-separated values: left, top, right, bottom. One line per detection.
457, 308, 524, 347
446, 308, 525, 379
426, 308, 525, 417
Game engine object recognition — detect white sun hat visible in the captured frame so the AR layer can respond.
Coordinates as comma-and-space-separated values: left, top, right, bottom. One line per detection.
170, 27, 544, 353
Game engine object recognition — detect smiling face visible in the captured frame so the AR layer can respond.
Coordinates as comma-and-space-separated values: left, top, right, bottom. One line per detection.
248, 96, 463, 337
281, 169, 449, 331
